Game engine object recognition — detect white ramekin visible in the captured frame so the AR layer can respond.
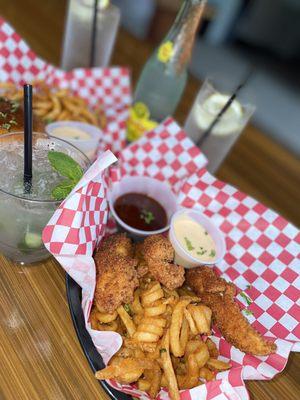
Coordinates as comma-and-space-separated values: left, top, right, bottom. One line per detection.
108, 175, 178, 238
45, 120, 103, 161
169, 208, 226, 268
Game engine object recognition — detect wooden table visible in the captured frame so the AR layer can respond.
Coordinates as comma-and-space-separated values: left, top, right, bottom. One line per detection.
0, 1, 299, 400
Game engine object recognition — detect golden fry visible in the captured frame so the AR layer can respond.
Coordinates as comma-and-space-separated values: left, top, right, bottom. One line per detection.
170, 298, 192, 357
193, 343, 210, 369
137, 378, 151, 391
179, 317, 189, 352
45, 93, 61, 120
160, 330, 180, 400
117, 306, 136, 337
131, 289, 143, 315
134, 331, 160, 343
144, 301, 166, 317
206, 358, 231, 371
98, 320, 118, 332
199, 366, 215, 381
96, 311, 118, 324
206, 338, 219, 358
187, 304, 212, 335
184, 309, 198, 336
148, 362, 162, 399
96, 357, 145, 383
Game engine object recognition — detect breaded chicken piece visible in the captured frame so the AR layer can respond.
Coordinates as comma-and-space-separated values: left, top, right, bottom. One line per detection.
143, 235, 185, 290
186, 267, 276, 356
94, 234, 138, 313
187, 266, 236, 297
95, 233, 134, 264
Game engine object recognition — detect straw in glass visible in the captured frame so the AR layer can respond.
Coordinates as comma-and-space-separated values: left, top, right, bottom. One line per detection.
23, 84, 33, 193
196, 68, 254, 147
89, 0, 99, 67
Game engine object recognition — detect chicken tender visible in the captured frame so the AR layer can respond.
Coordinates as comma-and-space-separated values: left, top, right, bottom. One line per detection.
94, 234, 138, 313
95, 233, 134, 263
186, 267, 276, 356
143, 235, 185, 290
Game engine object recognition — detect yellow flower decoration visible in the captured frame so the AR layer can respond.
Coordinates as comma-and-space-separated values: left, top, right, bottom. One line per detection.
126, 103, 158, 142
157, 41, 174, 63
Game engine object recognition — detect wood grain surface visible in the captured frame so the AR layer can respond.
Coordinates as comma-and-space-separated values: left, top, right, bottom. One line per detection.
0, 1, 299, 400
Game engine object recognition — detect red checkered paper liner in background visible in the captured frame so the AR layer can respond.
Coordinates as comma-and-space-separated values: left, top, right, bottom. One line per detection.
0, 17, 131, 154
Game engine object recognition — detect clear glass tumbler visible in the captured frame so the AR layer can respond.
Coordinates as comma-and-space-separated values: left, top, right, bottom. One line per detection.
61, 0, 120, 69
0, 132, 90, 264
184, 80, 255, 173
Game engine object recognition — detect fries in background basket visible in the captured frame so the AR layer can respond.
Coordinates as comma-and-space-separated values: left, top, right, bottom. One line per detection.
91, 235, 231, 400
0, 81, 106, 129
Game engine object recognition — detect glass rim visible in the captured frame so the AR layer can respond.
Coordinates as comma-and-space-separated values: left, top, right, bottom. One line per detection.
0, 131, 90, 204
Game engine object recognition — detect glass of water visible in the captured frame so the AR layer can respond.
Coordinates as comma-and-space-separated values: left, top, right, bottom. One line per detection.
0, 132, 90, 264
184, 80, 255, 173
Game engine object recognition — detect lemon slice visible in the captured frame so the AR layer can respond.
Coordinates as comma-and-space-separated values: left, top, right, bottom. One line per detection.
194, 93, 243, 136
99, 0, 109, 9
132, 102, 150, 119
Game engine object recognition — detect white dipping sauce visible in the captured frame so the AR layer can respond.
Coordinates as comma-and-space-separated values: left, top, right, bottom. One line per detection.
173, 213, 216, 262
51, 126, 91, 141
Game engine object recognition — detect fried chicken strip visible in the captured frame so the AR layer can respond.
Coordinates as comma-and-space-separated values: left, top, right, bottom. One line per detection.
186, 266, 276, 356
94, 234, 138, 313
142, 235, 185, 290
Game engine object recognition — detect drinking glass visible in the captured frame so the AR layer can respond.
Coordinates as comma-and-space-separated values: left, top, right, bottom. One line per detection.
0, 132, 90, 264
184, 79, 255, 173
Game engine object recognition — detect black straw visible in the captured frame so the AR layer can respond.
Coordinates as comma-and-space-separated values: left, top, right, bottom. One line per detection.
23, 84, 33, 193
196, 69, 254, 147
89, 0, 99, 67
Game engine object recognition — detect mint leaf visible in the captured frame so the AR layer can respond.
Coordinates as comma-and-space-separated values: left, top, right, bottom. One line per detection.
48, 151, 83, 182
243, 309, 254, 316
51, 179, 75, 200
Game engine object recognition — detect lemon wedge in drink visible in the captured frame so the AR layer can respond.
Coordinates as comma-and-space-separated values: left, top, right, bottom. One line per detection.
194, 93, 243, 136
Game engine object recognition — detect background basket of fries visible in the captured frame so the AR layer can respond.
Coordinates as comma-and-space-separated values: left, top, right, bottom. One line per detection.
0, 17, 131, 154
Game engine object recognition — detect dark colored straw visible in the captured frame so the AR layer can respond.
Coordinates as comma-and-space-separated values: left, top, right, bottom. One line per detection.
89, 0, 99, 67
23, 84, 33, 193
196, 69, 254, 147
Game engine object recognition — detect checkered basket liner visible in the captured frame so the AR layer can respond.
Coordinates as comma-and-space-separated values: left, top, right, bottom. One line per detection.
43, 117, 299, 400
0, 17, 131, 154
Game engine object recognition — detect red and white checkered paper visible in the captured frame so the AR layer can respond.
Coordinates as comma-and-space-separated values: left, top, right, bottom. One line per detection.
0, 17, 131, 154
43, 117, 299, 400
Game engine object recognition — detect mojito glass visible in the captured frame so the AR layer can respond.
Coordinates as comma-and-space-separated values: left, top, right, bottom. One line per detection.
0, 132, 90, 264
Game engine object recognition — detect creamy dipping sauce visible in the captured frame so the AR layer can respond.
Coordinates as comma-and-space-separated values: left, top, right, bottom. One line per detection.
173, 213, 217, 262
51, 126, 91, 141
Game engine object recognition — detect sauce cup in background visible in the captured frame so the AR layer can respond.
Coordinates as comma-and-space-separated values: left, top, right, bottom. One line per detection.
108, 176, 178, 240
46, 121, 103, 161
169, 208, 226, 268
